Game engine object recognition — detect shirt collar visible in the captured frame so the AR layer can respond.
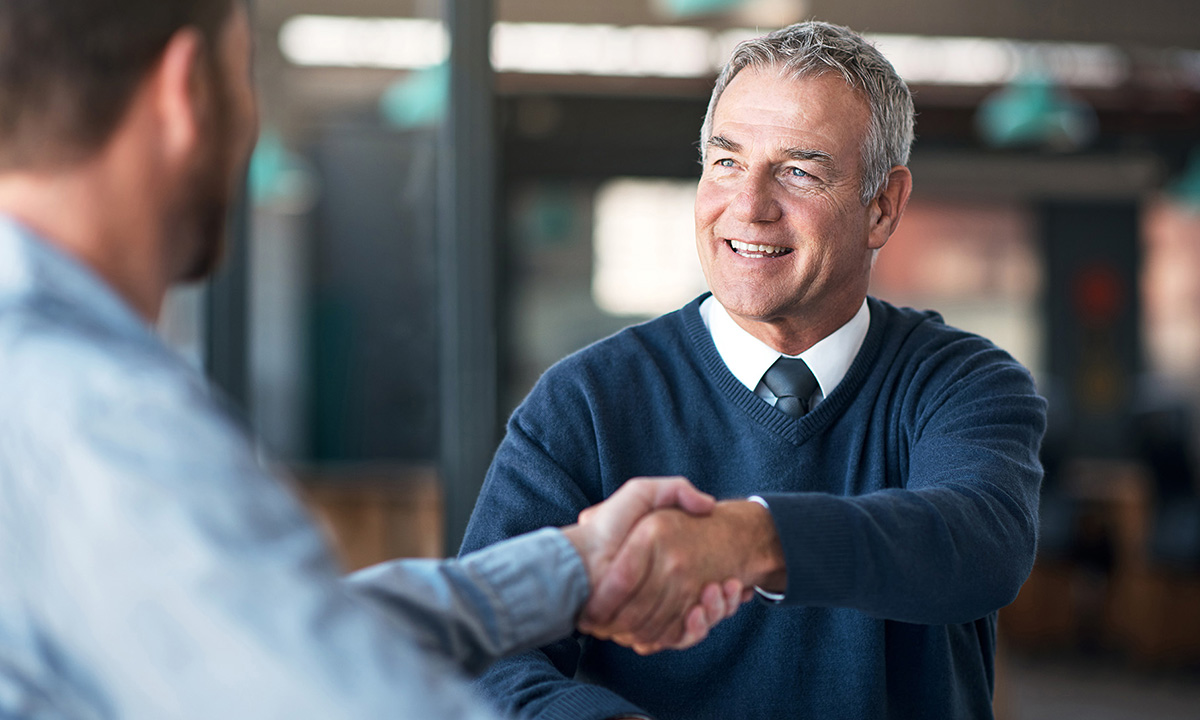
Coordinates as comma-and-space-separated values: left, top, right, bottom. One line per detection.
700, 295, 870, 403
0, 215, 152, 341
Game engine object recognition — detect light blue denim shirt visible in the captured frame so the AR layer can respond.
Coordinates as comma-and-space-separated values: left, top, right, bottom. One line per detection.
0, 217, 589, 719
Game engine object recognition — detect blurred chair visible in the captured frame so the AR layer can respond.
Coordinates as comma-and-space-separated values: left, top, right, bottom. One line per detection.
1133, 402, 1200, 571
999, 384, 1086, 653
1035, 383, 1080, 560
1120, 400, 1200, 665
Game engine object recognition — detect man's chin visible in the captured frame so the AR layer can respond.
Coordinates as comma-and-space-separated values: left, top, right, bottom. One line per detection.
710, 286, 790, 321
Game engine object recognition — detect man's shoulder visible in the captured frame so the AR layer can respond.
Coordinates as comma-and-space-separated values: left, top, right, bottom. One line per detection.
869, 297, 1038, 396
545, 301, 699, 378
0, 298, 203, 418
514, 300, 704, 422
0, 299, 261, 499
872, 298, 1013, 359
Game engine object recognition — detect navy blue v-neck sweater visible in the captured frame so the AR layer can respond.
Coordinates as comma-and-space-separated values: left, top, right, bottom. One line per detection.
461, 295, 1046, 720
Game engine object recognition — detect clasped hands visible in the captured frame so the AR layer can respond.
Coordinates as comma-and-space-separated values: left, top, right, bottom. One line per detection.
562, 477, 785, 656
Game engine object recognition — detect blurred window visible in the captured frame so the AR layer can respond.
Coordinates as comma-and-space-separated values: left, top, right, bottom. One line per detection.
592, 178, 708, 317
870, 198, 1043, 375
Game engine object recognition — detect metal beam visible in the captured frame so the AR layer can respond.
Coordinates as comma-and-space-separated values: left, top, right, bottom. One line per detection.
439, 0, 498, 554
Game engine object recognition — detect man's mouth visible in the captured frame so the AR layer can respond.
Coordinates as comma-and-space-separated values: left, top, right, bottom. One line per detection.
727, 239, 793, 259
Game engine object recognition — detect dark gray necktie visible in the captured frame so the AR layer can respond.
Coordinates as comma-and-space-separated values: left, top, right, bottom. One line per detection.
762, 357, 818, 418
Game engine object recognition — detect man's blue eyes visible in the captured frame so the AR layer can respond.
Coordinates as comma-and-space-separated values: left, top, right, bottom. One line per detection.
712, 160, 811, 180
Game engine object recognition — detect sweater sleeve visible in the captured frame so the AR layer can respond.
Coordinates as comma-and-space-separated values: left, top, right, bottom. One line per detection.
459, 390, 652, 720
760, 336, 1046, 625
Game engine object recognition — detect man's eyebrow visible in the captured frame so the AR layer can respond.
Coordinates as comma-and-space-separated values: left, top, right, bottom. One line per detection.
706, 135, 741, 153
707, 136, 836, 168
784, 148, 835, 166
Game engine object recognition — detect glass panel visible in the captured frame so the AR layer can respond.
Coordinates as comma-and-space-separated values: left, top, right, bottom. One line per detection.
870, 198, 1043, 376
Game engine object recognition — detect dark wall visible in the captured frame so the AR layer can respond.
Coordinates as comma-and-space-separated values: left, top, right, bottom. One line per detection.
308, 119, 440, 462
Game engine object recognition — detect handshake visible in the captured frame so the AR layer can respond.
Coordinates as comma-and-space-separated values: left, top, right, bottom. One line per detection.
561, 477, 786, 655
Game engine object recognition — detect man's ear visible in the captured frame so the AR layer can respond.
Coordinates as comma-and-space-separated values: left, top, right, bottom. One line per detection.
150, 28, 208, 162
866, 165, 913, 251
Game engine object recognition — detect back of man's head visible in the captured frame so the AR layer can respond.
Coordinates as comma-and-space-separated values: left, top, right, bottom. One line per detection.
0, 0, 233, 171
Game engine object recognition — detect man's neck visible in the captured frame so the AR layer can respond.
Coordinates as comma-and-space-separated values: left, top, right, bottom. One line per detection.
727, 300, 866, 357
0, 166, 168, 322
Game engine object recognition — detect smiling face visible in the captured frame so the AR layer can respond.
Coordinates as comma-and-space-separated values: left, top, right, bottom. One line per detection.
695, 67, 894, 353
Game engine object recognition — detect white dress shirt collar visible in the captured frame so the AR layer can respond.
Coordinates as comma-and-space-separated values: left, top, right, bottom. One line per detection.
699, 295, 871, 408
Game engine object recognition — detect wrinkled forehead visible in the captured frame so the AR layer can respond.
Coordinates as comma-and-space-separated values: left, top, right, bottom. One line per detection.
708, 62, 868, 144
713, 65, 868, 132
706, 67, 873, 185
731, 61, 864, 109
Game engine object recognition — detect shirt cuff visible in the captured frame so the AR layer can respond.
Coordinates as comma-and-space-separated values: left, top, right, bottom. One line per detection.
463, 527, 592, 649
746, 496, 785, 603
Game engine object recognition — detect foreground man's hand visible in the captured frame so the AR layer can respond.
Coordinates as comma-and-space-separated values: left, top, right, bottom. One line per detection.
561, 477, 744, 652
581, 499, 785, 654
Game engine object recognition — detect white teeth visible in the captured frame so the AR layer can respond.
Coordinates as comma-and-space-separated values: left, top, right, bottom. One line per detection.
729, 239, 790, 256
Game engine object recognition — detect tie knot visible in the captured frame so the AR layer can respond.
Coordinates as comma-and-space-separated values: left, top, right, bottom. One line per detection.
762, 357, 818, 418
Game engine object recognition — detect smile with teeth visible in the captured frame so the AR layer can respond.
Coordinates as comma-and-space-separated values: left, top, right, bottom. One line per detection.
728, 239, 792, 258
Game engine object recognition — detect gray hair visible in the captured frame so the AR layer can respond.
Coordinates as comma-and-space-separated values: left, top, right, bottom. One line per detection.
700, 21, 914, 205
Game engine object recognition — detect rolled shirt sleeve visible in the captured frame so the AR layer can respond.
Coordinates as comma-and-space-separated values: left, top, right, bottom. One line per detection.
348, 527, 590, 676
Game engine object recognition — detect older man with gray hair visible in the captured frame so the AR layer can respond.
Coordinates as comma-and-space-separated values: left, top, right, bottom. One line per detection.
461, 20, 1046, 720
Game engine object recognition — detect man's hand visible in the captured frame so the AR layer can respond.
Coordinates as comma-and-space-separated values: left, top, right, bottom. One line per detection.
561, 477, 744, 652
580, 499, 785, 654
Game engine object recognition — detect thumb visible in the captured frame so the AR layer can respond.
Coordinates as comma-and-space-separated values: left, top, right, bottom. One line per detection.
646, 476, 716, 516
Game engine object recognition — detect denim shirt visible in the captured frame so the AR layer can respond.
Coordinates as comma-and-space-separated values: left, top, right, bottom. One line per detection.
0, 217, 589, 719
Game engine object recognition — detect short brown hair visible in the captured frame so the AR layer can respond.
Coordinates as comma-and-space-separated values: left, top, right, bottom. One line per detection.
0, 0, 235, 170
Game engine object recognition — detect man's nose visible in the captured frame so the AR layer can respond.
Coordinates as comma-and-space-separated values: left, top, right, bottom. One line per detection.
729, 172, 782, 223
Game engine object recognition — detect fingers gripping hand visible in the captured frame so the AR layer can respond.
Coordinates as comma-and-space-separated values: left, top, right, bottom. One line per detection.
562, 476, 716, 621
581, 506, 757, 652
626, 577, 746, 655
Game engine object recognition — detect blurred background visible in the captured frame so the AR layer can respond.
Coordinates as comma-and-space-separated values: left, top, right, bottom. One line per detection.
172, 0, 1200, 716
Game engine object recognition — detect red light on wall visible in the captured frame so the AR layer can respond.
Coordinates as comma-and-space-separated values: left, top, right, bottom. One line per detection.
1073, 263, 1123, 326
